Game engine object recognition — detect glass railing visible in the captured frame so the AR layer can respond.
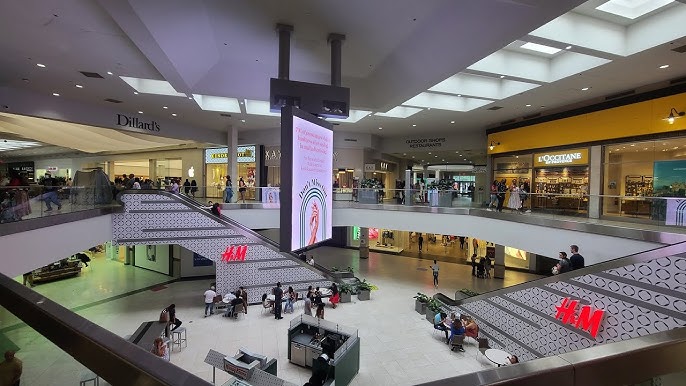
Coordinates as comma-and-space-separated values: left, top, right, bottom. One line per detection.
0, 185, 119, 224
0, 272, 211, 386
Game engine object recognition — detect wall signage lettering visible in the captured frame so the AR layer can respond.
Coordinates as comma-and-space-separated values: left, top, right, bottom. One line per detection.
221, 245, 248, 262
364, 163, 375, 172
534, 149, 588, 167
205, 145, 256, 164
405, 137, 447, 149
117, 114, 160, 132
554, 297, 605, 338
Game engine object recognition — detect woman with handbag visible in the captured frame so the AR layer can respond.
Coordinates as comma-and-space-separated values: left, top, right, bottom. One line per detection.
162, 304, 182, 337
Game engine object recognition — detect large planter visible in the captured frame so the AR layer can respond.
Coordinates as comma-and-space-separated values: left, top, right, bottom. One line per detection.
358, 290, 371, 301
426, 310, 438, 323
428, 191, 453, 207
415, 299, 428, 314
340, 292, 352, 303
358, 190, 379, 204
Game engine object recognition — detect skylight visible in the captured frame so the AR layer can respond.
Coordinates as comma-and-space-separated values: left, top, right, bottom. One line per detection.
192, 95, 241, 113
244, 99, 280, 117
326, 109, 372, 123
119, 76, 186, 97
375, 106, 424, 118
403, 92, 492, 112
520, 42, 562, 55
595, 0, 674, 19
0, 139, 42, 152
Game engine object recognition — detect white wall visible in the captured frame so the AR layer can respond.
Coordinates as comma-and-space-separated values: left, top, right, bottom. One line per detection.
224, 208, 663, 264
0, 215, 113, 278
133, 244, 170, 275
177, 245, 215, 277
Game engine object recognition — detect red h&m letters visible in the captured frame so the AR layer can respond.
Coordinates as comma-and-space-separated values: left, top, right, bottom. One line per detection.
221, 245, 248, 262
554, 297, 605, 338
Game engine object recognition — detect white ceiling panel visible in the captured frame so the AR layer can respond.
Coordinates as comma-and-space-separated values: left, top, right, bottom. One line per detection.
327, 109, 372, 123
244, 99, 280, 117
468, 50, 550, 82
549, 51, 612, 81
595, 0, 674, 19
375, 106, 424, 118
120, 76, 187, 97
626, 5, 686, 54
403, 92, 493, 112
192, 94, 241, 113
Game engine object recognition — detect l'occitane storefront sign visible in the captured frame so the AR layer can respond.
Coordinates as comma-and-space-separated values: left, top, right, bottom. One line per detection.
534, 149, 588, 167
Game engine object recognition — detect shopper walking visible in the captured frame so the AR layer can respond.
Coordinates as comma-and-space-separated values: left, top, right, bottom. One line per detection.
496, 179, 507, 212
183, 179, 191, 195
471, 254, 477, 276
203, 285, 217, 317
418, 234, 424, 252
488, 180, 498, 210
0, 350, 22, 386
569, 245, 585, 270
273, 282, 284, 320
459, 236, 466, 250
238, 177, 247, 203
430, 260, 440, 287
224, 176, 233, 203
190, 180, 198, 197
40, 172, 62, 212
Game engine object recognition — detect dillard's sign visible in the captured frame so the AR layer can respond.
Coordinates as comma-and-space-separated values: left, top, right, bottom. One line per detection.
534, 149, 588, 167
117, 114, 160, 132
555, 297, 605, 338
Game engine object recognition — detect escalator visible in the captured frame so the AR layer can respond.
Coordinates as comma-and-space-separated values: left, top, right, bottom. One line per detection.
422, 241, 686, 385
113, 191, 332, 303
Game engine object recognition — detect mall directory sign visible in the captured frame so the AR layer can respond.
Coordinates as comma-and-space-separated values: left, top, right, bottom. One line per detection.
280, 106, 334, 252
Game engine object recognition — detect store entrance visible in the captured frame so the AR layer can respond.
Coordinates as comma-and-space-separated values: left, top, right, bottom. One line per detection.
533, 166, 589, 214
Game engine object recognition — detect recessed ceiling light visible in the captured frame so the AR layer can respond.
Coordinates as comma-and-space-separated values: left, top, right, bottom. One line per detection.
525, 104, 531, 107
52, 92, 59, 96
457, 94, 462, 97
138, 111, 143, 114
412, 156, 415, 158
163, 106, 168, 109
500, 75, 505, 79
442, 159, 445, 161
239, 101, 244, 104
36, 63, 46, 68
107, 71, 113, 75
565, 45, 573, 50
133, 91, 138, 95
241, 119, 246, 123
403, 153, 407, 156
520, 42, 562, 55
455, 151, 459, 153
75, 84, 83, 88
435, 155, 438, 158
188, 96, 193, 100
427, 107, 431, 110
630, 144, 635, 146
172, 113, 177, 117
516, 155, 519, 158
581, 87, 590, 91
450, 120, 455, 124
412, 124, 417, 127
378, 127, 383, 130
428, 152, 432, 154
659, 64, 670, 69
644, 148, 648, 150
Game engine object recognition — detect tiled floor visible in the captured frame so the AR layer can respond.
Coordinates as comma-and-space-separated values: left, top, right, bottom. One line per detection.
1, 247, 543, 386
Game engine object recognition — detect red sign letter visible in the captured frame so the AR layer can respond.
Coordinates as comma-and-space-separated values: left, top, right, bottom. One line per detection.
575, 305, 605, 338
555, 297, 579, 325
221, 245, 248, 262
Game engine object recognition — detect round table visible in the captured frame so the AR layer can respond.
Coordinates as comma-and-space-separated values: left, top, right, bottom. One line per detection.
484, 348, 512, 367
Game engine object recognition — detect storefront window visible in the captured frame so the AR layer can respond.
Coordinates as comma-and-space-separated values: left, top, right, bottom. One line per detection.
602, 138, 686, 219
532, 149, 589, 215
492, 155, 532, 185
204, 146, 256, 198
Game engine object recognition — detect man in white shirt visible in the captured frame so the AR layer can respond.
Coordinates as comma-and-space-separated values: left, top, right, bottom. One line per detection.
308, 256, 315, 266
203, 286, 217, 317
430, 260, 440, 287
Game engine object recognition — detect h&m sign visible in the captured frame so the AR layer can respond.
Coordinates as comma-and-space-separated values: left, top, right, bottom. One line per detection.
117, 114, 160, 132
555, 297, 605, 338
221, 245, 248, 262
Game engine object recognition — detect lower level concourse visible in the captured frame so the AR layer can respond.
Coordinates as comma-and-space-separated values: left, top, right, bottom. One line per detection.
3, 246, 542, 386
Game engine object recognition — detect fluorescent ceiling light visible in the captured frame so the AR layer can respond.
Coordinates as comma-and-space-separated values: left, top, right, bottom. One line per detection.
120, 76, 186, 97
192, 94, 241, 113
327, 109, 372, 123
244, 99, 280, 117
595, 0, 674, 19
375, 106, 423, 118
520, 42, 561, 55
403, 92, 492, 112
0, 139, 42, 152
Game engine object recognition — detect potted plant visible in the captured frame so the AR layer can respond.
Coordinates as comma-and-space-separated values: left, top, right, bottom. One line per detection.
357, 279, 378, 301
359, 178, 382, 204
455, 288, 480, 301
413, 292, 430, 314
425, 298, 442, 323
339, 283, 353, 303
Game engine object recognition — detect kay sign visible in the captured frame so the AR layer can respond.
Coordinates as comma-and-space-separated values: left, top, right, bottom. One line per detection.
555, 297, 605, 338
534, 148, 588, 167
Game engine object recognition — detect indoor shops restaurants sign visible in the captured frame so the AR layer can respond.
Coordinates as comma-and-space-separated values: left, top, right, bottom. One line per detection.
534, 148, 588, 167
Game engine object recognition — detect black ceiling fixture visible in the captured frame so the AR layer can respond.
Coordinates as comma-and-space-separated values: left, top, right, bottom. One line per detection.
104, 98, 122, 103
80, 71, 104, 78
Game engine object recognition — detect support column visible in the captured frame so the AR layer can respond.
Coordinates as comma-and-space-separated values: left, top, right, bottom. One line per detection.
359, 227, 369, 259
404, 168, 413, 206
328, 33, 345, 87
276, 24, 293, 80
148, 159, 157, 184
493, 244, 505, 279
589, 145, 602, 219
227, 126, 238, 202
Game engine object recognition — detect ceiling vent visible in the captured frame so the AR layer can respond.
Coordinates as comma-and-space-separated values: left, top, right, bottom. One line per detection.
523, 113, 541, 120
104, 98, 122, 103
500, 119, 516, 125
670, 76, 686, 85
220, 113, 232, 117
671, 44, 686, 53
80, 71, 104, 78
487, 106, 503, 111
605, 89, 635, 101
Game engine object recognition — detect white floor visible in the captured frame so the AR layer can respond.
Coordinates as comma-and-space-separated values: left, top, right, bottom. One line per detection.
1, 247, 542, 386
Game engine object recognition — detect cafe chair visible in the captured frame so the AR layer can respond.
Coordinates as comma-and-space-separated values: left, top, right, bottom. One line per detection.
231, 304, 245, 319
476, 337, 490, 360
79, 369, 100, 386
171, 327, 187, 351
450, 334, 466, 353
